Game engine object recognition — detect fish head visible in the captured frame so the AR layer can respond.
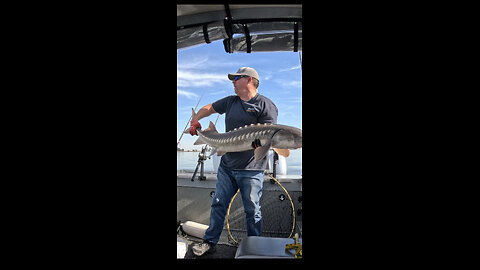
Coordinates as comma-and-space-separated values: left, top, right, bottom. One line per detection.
271, 127, 302, 149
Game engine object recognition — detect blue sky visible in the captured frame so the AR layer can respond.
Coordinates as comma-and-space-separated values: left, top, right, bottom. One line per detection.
177, 41, 302, 150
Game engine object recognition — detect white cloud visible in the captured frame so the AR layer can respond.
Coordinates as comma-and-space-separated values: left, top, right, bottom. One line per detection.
279, 111, 297, 118
177, 55, 209, 70
291, 97, 302, 103
177, 54, 243, 89
278, 65, 301, 72
274, 78, 302, 89
177, 70, 229, 88
209, 89, 229, 96
177, 89, 198, 99
178, 54, 241, 71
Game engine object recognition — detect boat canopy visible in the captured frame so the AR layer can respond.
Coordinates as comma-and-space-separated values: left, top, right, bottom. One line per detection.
177, 5, 302, 53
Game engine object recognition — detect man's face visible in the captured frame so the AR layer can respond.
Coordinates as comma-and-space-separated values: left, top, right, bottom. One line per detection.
232, 76, 249, 94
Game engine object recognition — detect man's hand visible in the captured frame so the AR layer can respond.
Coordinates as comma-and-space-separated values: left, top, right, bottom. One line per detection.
251, 138, 262, 149
189, 120, 202, 136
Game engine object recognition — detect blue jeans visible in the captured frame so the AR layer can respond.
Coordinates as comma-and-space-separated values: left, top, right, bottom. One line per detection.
203, 165, 264, 245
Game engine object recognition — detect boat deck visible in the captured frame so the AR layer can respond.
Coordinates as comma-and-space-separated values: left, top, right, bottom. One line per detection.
177, 171, 302, 259
178, 234, 238, 259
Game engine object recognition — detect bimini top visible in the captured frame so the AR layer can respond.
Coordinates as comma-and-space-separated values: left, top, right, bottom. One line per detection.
177, 4, 302, 53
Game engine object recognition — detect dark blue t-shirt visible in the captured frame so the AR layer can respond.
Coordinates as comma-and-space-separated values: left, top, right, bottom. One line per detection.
212, 93, 278, 170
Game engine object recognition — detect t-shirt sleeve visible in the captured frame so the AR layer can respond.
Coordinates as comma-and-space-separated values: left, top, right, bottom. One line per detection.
212, 95, 233, 115
258, 99, 278, 124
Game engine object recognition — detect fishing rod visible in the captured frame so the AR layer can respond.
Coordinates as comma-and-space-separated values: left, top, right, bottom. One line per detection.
213, 113, 220, 126
177, 91, 204, 146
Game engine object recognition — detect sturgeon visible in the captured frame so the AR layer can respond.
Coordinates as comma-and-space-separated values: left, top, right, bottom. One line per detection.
185, 108, 302, 161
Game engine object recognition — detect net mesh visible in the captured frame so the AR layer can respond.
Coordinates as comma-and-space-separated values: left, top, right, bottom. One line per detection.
226, 189, 294, 245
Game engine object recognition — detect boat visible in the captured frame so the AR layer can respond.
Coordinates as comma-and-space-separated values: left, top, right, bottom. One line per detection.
177, 4, 302, 259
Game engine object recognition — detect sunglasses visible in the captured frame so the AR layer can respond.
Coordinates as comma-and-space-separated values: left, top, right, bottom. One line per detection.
232, 75, 249, 81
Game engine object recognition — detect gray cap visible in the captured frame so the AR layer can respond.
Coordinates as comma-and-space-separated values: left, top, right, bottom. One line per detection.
228, 67, 259, 81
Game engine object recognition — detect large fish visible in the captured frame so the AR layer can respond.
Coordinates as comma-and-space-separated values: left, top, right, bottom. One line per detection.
185, 108, 302, 161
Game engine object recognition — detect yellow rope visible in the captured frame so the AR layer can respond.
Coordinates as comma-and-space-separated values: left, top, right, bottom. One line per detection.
226, 189, 241, 244
264, 171, 296, 239
226, 171, 296, 245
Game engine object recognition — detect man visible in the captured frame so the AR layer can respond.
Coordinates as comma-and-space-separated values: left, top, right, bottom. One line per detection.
189, 67, 278, 256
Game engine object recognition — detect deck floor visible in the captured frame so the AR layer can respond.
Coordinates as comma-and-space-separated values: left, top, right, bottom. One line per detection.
178, 233, 238, 259
184, 243, 238, 259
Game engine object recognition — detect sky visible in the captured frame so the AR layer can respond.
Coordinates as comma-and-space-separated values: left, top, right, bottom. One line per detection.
177, 40, 302, 150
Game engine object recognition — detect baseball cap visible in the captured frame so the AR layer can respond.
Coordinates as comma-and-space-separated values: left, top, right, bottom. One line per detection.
228, 67, 259, 81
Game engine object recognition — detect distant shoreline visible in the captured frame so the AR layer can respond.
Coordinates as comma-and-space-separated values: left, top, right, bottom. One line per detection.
177, 146, 212, 152
177, 148, 200, 152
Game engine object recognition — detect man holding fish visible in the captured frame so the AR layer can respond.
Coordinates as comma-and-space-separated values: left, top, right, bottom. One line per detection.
188, 67, 298, 256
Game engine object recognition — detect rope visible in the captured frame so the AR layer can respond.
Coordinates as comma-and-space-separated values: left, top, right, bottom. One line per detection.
226, 171, 296, 245
226, 189, 240, 244
264, 171, 296, 239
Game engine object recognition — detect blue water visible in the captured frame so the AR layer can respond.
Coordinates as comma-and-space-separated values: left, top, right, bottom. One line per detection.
177, 148, 302, 175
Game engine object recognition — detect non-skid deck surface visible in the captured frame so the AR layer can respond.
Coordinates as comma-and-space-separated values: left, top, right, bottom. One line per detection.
183, 243, 238, 259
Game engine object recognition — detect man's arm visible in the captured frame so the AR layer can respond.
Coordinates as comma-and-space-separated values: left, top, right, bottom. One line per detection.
192, 103, 216, 122
189, 104, 217, 135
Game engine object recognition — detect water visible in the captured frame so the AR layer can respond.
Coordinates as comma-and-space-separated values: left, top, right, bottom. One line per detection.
177, 148, 302, 175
